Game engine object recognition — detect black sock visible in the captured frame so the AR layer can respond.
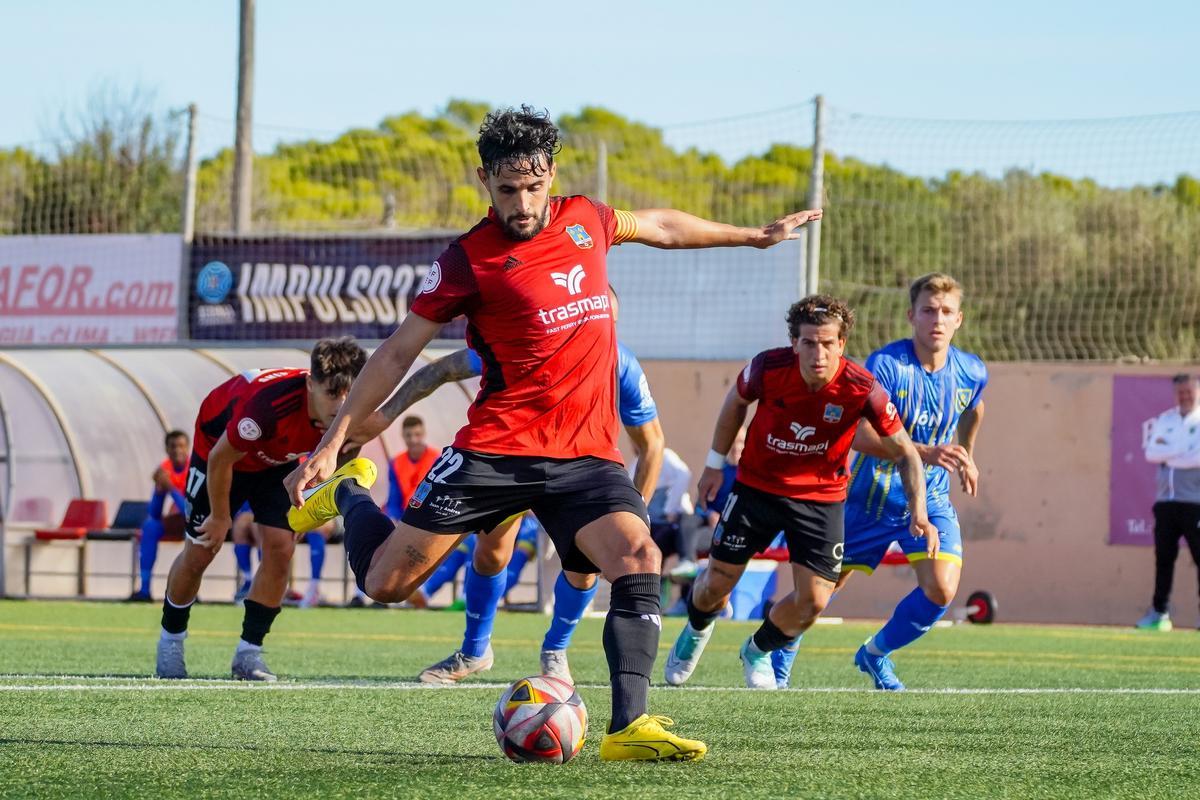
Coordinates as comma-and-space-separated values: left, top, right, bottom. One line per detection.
161, 597, 192, 634
338, 480, 395, 592
686, 585, 721, 632
603, 573, 661, 733
752, 614, 792, 653
240, 599, 281, 646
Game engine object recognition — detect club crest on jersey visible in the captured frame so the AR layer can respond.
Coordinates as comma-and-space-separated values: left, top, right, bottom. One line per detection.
237, 418, 262, 441
955, 388, 973, 413
823, 404, 844, 423
408, 480, 433, 509
565, 224, 594, 249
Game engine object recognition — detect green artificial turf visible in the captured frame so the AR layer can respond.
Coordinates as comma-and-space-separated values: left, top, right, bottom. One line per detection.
1, 600, 1198, 799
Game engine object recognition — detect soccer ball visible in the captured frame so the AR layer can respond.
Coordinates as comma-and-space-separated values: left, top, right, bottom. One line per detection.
493, 675, 587, 764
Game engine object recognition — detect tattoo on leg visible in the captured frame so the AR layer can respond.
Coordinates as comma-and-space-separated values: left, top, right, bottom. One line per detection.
404, 545, 431, 570
710, 564, 742, 580
814, 577, 836, 590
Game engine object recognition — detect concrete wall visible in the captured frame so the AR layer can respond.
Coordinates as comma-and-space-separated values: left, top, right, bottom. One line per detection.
638, 359, 1198, 628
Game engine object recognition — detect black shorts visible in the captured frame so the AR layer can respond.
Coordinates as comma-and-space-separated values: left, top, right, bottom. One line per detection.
182, 452, 295, 540
400, 448, 648, 574
708, 480, 845, 581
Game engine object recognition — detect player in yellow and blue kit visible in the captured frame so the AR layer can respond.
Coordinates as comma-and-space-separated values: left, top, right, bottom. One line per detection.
838, 273, 987, 691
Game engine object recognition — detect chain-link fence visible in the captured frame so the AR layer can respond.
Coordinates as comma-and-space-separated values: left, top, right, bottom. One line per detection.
3, 99, 1199, 360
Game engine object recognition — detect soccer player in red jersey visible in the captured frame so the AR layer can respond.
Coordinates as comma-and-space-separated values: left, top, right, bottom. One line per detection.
664, 296, 937, 689
155, 337, 369, 682
284, 106, 821, 761
128, 429, 191, 602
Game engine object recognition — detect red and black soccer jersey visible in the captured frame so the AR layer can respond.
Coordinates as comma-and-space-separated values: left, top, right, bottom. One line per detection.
192, 368, 322, 472
410, 195, 636, 462
736, 348, 902, 502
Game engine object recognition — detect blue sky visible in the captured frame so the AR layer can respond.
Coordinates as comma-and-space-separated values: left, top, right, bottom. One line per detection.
3, 1, 1197, 181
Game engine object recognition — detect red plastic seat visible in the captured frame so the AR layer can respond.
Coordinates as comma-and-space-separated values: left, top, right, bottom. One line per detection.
34, 499, 109, 541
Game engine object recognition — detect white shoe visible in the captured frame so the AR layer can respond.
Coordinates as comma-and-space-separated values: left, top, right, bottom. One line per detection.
418, 647, 494, 684
540, 649, 573, 684
663, 622, 714, 686
299, 584, 322, 609
739, 637, 777, 690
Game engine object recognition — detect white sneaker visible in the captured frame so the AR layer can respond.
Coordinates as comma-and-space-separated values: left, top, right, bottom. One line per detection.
540, 649, 573, 684
418, 647, 494, 684
299, 584, 322, 609
663, 621, 714, 686
739, 637, 777, 690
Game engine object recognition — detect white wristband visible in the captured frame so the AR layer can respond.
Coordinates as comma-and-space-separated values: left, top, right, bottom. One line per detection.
705, 449, 727, 470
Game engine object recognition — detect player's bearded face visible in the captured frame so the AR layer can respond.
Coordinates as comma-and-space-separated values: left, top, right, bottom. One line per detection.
908, 290, 963, 352
793, 322, 845, 386
479, 159, 556, 241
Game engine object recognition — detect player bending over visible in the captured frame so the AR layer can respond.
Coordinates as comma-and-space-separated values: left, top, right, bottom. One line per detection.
840, 272, 987, 690
665, 296, 935, 689
154, 338, 369, 681
284, 105, 819, 761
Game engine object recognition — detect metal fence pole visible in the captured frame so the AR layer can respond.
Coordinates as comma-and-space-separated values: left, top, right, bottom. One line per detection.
805, 94, 825, 294
232, 0, 255, 233
178, 103, 199, 341
596, 140, 608, 204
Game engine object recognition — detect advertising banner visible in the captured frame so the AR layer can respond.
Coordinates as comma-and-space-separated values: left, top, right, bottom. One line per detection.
187, 235, 464, 341
1110, 374, 1178, 546
0, 234, 181, 344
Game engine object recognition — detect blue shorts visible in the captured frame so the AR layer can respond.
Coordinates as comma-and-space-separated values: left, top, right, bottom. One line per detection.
842, 504, 963, 573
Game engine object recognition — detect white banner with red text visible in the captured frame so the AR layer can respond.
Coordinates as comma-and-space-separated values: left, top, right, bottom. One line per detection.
0, 234, 181, 345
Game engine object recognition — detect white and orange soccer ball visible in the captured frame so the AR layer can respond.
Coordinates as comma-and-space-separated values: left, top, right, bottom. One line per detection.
493, 675, 588, 764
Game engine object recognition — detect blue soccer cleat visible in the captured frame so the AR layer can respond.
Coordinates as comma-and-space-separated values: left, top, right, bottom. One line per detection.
772, 640, 800, 689
855, 643, 906, 691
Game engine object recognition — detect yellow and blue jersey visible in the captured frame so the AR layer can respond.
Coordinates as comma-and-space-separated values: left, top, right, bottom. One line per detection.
846, 339, 987, 525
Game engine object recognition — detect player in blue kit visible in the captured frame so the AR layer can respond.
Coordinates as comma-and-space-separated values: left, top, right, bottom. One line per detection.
839, 272, 988, 690
357, 291, 665, 684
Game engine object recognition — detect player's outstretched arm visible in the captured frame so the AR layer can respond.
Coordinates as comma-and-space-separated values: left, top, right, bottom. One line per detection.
341, 348, 481, 451
876, 429, 939, 558
852, 419, 971, 473
698, 386, 751, 503
626, 417, 665, 503
629, 208, 821, 250
285, 312, 443, 506
379, 349, 480, 426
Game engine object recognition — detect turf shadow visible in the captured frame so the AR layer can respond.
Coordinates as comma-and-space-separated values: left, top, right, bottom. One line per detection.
0, 737, 501, 764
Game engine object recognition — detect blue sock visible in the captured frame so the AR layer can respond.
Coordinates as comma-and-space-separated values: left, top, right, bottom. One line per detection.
138, 517, 164, 592
233, 543, 253, 579
505, 545, 532, 593
873, 587, 948, 655
305, 532, 326, 580
421, 547, 468, 597
771, 635, 802, 686
542, 572, 599, 651
461, 564, 505, 658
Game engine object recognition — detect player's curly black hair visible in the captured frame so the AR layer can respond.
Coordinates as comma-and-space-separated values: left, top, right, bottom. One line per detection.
477, 105, 562, 176
310, 336, 367, 394
786, 294, 856, 340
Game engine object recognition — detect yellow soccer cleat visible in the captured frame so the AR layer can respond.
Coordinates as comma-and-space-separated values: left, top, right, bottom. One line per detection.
599, 714, 707, 762
287, 458, 378, 534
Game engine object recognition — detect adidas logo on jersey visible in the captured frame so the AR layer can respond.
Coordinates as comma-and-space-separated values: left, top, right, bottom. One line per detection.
551, 264, 586, 295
